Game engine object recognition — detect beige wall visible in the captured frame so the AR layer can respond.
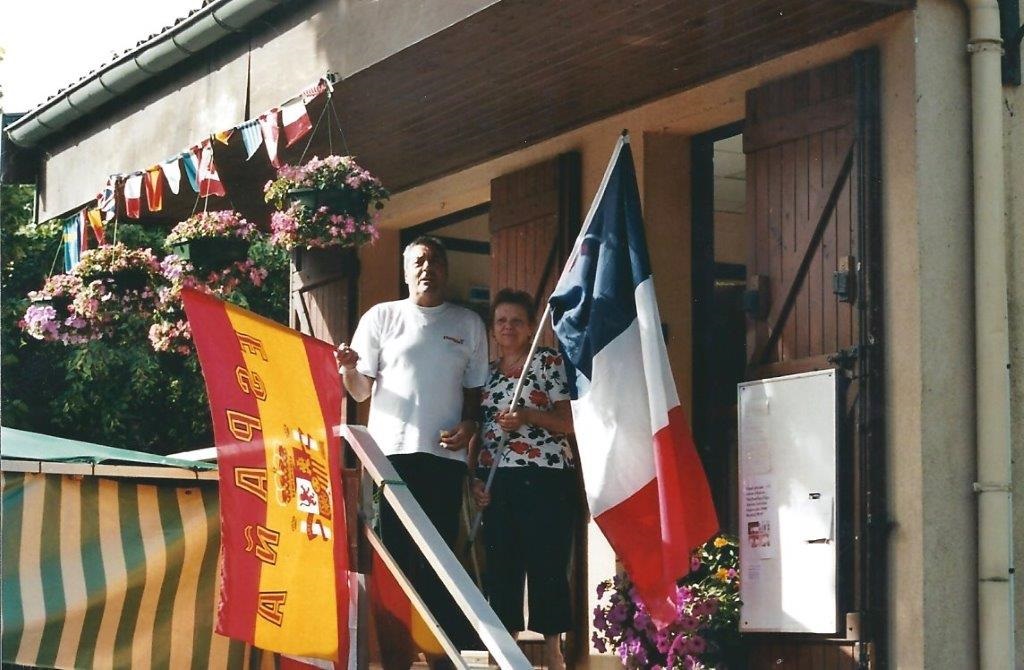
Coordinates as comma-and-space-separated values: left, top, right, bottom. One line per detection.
880, 6, 981, 667
37, 0, 498, 219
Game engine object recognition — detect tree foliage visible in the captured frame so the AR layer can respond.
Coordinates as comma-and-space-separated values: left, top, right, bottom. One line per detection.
1, 185, 290, 454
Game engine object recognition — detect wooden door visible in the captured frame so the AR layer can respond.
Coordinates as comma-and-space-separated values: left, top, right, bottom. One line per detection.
742, 51, 885, 668
488, 153, 586, 663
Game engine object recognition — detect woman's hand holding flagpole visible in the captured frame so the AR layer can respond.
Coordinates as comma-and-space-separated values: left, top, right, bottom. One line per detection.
466, 132, 631, 543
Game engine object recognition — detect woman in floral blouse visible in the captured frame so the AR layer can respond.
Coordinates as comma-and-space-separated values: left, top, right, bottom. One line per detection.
469, 288, 577, 670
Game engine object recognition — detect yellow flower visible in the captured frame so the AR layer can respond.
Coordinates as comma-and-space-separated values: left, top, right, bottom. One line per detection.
713, 536, 729, 548
715, 567, 730, 582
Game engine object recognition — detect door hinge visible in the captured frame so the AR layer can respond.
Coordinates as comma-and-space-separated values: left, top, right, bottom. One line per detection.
828, 345, 861, 369
833, 255, 857, 303
742, 274, 770, 320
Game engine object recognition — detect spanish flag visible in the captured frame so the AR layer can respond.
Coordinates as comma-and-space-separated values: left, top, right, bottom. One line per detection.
366, 531, 445, 669
182, 289, 349, 662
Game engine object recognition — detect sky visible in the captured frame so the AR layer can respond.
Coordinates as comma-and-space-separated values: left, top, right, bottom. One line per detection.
0, 1, 205, 113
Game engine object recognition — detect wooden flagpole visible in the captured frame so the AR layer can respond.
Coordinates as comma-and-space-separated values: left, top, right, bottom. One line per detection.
467, 132, 631, 541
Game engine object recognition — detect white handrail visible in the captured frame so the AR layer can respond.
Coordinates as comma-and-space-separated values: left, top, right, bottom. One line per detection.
362, 526, 467, 668
337, 425, 531, 670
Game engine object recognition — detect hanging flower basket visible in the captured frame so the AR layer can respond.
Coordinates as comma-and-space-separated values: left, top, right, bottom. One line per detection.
21, 274, 97, 345
62, 244, 162, 338
149, 254, 270, 356
285, 186, 370, 219
165, 210, 257, 272
73, 243, 161, 292
264, 155, 388, 251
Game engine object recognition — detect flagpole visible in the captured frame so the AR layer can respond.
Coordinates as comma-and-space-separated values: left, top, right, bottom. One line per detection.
467, 132, 631, 541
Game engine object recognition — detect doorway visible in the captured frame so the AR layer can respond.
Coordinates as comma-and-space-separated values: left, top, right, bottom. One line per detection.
691, 123, 747, 534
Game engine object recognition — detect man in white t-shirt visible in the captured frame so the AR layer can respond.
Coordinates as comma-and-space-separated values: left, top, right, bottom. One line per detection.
335, 235, 487, 662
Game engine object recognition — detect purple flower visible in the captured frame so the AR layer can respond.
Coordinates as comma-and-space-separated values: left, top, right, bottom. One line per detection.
608, 602, 629, 624
687, 634, 707, 655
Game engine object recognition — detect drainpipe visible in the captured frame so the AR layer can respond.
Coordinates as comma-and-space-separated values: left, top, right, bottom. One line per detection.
964, 1, 1015, 668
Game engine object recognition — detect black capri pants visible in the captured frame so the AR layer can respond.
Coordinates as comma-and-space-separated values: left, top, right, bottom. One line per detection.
481, 466, 578, 635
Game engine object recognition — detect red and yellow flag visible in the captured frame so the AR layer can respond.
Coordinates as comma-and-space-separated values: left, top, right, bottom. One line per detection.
368, 535, 445, 669
182, 289, 349, 662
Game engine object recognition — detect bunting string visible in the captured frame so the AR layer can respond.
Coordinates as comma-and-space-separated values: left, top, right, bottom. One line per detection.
55, 74, 337, 254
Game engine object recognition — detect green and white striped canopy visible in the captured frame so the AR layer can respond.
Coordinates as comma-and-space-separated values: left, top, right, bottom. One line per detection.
1, 468, 283, 669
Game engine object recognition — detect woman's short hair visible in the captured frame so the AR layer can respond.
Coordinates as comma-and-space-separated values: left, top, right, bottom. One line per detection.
490, 288, 536, 326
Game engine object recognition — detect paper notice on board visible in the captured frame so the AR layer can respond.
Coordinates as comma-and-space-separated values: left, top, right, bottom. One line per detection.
743, 475, 776, 559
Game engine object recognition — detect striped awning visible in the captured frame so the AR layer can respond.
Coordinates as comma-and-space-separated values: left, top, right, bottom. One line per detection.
0, 470, 282, 669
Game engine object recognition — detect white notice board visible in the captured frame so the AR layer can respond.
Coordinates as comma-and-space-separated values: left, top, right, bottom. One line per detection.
737, 369, 837, 634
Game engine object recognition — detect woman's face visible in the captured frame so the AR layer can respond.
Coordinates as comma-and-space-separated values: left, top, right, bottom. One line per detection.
492, 302, 533, 353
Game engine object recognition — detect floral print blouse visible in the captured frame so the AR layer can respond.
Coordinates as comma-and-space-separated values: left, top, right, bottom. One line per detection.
478, 346, 574, 469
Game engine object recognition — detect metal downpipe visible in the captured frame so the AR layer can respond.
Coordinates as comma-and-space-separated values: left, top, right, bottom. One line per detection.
964, 0, 1015, 667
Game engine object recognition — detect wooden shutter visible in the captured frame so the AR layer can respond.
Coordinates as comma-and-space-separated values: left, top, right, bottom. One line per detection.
489, 152, 581, 345
743, 51, 885, 668
290, 247, 359, 464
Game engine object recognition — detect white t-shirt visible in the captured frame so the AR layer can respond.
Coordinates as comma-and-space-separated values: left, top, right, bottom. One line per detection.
351, 299, 489, 461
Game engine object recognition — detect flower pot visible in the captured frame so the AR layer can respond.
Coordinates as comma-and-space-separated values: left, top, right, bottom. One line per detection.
171, 237, 250, 272
291, 246, 360, 288
34, 295, 73, 313
83, 267, 151, 290
288, 187, 370, 219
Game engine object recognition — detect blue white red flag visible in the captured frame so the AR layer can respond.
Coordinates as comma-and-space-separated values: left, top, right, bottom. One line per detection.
549, 135, 718, 625
96, 176, 118, 222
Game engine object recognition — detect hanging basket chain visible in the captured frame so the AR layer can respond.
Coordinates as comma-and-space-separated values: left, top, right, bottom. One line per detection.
297, 93, 332, 167
48, 233, 64, 277
327, 90, 350, 157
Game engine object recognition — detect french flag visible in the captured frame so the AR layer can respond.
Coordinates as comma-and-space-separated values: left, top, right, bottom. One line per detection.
549, 135, 718, 625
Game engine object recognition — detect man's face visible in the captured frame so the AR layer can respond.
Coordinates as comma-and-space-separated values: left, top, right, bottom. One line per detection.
404, 244, 448, 300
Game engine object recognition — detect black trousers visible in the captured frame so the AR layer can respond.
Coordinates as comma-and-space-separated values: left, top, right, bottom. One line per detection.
378, 453, 478, 650
481, 466, 577, 635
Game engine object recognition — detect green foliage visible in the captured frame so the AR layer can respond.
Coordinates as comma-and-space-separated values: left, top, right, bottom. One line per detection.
54, 336, 212, 454
1, 184, 69, 431
233, 239, 290, 317
1, 187, 291, 453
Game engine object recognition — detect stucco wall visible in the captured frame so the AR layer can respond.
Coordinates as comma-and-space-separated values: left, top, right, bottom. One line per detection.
877, 13, 927, 664
882, 4, 981, 667
36, 0, 497, 219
